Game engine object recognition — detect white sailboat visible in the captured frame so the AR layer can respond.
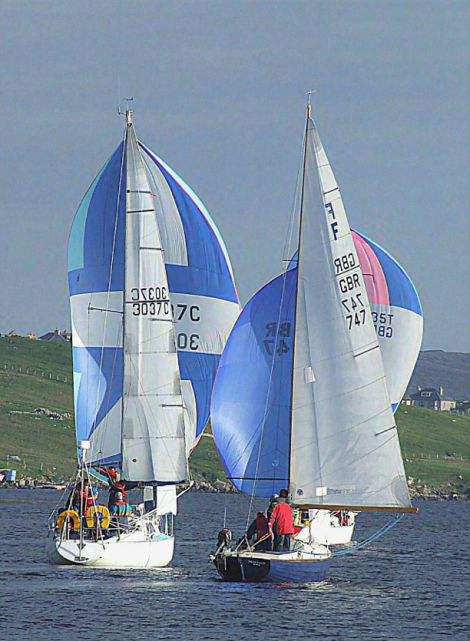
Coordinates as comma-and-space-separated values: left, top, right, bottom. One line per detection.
211, 100, 417, 583
47, 107, 239, 567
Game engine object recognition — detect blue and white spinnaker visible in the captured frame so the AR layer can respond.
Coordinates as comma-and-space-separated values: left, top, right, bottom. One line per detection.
68, 119, 239, 473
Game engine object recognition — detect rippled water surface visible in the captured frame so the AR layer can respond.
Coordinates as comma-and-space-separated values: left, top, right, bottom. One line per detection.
1, 490, 469, 640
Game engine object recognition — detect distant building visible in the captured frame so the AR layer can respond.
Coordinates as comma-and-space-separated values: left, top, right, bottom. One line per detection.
409, 386, 457, 411
7, 330, 19, 337
38, 329, 71, 342
26, 332, 38, 340
401, 395, 413, 406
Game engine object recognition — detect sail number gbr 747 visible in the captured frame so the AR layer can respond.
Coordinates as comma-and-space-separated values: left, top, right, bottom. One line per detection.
128, 286, 201, 351
326, 201, 366, 332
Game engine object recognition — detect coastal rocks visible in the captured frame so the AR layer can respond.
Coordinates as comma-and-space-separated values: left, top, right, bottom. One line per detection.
409, 481, 469, 501
34, 407, 62, 420
8, 407, 64, 420
191, 479, 234, 493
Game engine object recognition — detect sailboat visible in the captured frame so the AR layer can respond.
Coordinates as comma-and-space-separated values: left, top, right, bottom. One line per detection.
47, 107, 239, 567
213, 229, 422, 547
211, 101, 417, 583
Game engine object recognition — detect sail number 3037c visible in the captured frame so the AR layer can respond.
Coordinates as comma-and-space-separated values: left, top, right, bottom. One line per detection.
129, 287, 201, 351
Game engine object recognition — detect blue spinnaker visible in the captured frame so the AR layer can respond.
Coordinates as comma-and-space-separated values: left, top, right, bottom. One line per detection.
68, 135, 239, 468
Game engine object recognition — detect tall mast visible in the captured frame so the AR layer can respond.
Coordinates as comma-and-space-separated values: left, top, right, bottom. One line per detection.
287, 98, 312, 497
119, 109, 132, 469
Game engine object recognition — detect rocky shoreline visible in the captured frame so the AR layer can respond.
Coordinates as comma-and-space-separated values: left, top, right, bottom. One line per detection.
1, 476, 468, 500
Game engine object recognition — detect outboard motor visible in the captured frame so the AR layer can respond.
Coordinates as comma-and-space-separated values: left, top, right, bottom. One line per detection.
217, 528, 233, 552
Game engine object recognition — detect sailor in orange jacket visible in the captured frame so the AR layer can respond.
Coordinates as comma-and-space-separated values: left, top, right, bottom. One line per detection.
268, 489, 294, 551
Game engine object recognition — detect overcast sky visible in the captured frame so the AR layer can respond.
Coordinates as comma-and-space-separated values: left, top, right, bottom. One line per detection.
1, 1, 468, 352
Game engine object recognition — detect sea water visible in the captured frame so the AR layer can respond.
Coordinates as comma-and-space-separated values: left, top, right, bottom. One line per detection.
0, 489, 469, 641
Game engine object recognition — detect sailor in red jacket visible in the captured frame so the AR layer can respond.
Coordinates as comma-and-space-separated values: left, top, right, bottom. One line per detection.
268, 488, 294, 551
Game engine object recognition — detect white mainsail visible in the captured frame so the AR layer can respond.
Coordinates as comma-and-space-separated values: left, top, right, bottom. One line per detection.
289, 115, 411, 511
122, 119, 187, 483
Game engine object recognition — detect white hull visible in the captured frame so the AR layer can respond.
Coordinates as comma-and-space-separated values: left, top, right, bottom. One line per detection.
295, 510, 356, 546
46, 531, 174, 568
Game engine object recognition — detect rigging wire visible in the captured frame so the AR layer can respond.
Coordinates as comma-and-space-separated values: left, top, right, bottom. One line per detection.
244, 125, 307, 531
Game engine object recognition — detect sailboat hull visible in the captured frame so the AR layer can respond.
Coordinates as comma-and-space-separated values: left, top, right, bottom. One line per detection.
295, 511, 356, 546
46, 532, 175, 568
213, 550, 331, 584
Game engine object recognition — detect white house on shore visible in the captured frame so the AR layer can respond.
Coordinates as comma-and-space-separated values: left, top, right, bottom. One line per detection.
407, 386, 457, 411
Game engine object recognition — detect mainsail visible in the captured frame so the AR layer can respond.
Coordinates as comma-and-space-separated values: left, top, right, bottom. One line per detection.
68, 113, 239, 480
290, 117, 410, 510
212, 113, 415, 511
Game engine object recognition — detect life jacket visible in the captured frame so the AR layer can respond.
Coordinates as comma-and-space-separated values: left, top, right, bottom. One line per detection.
73, 484, 93, 511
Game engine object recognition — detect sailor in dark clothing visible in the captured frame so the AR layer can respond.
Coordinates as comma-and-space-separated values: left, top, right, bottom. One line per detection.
245, 511, 271, 551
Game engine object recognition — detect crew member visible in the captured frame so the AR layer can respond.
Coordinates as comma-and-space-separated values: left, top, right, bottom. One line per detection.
108, 479, 139, 517
267, 493, 279, 520
268, 488, 294, 551
71, 479, 94, 514
245, 511, 271, 551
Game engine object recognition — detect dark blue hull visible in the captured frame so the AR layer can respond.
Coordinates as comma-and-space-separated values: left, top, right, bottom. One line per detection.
214, 552, 331, 583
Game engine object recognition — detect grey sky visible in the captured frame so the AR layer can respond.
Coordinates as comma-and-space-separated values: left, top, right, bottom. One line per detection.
1, 0, 468, 351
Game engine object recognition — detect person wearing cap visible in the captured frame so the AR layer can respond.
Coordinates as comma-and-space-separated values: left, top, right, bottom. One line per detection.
268, 488, 294, 551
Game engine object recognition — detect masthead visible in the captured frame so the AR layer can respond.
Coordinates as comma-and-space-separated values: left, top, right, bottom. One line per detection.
118, 97, 134, 125
306, 90, 315, 118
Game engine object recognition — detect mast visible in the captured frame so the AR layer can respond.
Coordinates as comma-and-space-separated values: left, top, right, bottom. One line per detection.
119, 110, 131, 467
287, 98, 312, 498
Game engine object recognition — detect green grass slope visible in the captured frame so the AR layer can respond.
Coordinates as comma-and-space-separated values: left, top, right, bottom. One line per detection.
0, 337, 76, 478
1, 337, 469, 496
0, 336, 224, 482
396, 406, 470, 495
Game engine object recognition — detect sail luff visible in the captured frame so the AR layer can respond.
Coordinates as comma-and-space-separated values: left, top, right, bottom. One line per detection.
289, 116, 411, 510
287, 111, 311, 494
121, 119, 188, 483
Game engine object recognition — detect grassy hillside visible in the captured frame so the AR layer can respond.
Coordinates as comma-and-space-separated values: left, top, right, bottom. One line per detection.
1, 336, 469, 495
0, 337, 76, 478
0, 336, 225, 482
396, 406, 470, 494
